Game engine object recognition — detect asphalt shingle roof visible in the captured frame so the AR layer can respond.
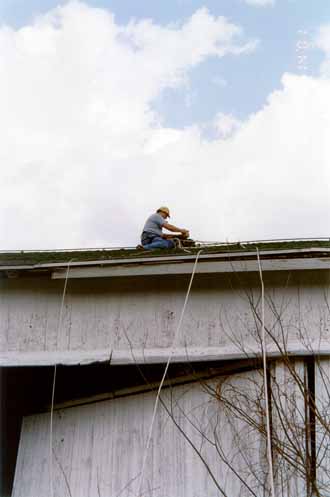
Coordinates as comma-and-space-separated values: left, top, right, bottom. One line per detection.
1, 239, 330, 267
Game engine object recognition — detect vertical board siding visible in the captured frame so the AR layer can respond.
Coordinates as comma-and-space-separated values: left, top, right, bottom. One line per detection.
11, 415, 50, 497
315, 358, 330, 495
271, 361, 307, 497
13, 372, 267, 497
1, 274, 330, 361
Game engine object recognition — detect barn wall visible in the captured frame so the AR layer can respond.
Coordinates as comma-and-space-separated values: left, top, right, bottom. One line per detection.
271, 361, 307, 497
13, 357, 330, 496
12, 372, 266, 497
315, 358, 330, 494
1, 271, 330, 364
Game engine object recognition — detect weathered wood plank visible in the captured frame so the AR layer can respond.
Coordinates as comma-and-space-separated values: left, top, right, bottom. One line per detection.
2, 342, 330, 367
52, 257, 330, 279
1, 272, 330, 364
12, 374, 266, 497
315, 358, 330, 495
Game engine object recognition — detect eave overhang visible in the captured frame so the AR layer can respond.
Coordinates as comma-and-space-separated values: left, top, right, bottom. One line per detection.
1, 341, 330, 367
1, 246, 330, 279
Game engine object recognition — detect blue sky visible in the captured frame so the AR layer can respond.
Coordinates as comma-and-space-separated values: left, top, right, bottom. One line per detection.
1, 0, 328, 129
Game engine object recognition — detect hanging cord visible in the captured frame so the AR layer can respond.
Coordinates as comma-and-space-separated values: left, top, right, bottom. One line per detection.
256, 249, 275, 497
136, 249, 203, 497
50, 261, 73, 497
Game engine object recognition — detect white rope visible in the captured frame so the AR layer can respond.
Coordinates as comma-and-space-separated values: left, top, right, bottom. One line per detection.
49, 261, 73, 497
136, 249, 203, 497
256, 249, 275, 497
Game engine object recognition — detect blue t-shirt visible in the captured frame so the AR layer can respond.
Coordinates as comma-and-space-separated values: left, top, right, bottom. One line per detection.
142, 213, 165, 237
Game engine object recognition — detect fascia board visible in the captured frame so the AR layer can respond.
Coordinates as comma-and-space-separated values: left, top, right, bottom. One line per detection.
1, 341, 330, 367
1, 247, 330, 271
52, 257, 330, 279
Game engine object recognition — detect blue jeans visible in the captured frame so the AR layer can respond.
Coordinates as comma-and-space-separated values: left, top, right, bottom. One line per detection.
142, 236, 175, 250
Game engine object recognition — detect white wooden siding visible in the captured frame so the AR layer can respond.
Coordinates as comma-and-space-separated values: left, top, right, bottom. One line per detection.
12, 373, 266, 497
1, 272, 330, 365
52, 257, 330, 279
271, 361, 307, 497
315, 358, 330, 495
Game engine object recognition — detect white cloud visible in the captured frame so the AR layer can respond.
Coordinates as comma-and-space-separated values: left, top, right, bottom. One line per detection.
213, 112, 242, 138
243, 0, 274, 7
0, 2, 329, 249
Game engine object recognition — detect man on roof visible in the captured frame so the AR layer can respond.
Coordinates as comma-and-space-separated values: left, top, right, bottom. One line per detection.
138, 207, 190, 250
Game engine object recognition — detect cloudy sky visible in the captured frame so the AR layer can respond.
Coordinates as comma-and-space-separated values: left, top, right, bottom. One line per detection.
0, 0, 329, 249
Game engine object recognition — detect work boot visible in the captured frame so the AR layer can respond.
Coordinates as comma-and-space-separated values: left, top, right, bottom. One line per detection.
136, 244, 145, 250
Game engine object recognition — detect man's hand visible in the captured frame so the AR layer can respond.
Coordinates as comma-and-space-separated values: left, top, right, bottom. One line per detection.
163, 222, 190, 236
162, 230, 190, 240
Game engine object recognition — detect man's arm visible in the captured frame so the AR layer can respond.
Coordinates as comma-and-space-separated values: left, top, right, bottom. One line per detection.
163, 222, 189, 237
